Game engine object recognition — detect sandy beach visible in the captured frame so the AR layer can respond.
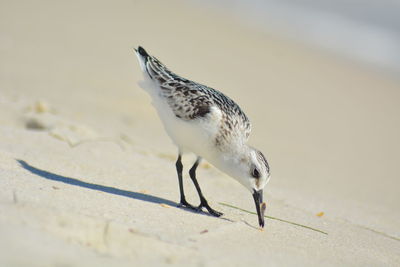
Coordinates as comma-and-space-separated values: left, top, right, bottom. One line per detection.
1, 0, 399, 266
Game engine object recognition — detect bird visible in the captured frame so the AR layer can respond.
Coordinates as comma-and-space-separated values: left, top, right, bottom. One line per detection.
134, 46, 271, 227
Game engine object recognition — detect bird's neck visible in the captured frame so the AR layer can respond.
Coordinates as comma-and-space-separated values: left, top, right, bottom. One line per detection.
209, 145, 251, 181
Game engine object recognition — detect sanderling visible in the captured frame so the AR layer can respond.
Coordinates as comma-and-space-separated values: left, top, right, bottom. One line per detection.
134, 46, 271, 227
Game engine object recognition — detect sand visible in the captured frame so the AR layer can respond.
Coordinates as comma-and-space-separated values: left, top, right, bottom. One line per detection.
0, 0, 399, 266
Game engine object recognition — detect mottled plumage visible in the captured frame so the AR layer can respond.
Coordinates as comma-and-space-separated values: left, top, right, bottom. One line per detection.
140, 47, 251, 150
134, 46, 271, 227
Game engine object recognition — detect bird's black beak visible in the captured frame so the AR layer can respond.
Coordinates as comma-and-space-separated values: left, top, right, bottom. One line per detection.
252, 189, 265, 228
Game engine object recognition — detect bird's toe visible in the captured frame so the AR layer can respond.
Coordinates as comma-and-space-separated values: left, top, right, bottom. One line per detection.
178, 200, 197, 210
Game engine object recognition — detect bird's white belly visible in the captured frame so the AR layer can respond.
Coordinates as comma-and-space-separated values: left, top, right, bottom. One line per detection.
152, 95, 219, 158
139, 78, 222, 161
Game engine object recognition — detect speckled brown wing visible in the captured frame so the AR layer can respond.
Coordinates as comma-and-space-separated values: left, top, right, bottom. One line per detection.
144, 55, 214, 121
159, 81, 214, 120
144, 50, 252, 143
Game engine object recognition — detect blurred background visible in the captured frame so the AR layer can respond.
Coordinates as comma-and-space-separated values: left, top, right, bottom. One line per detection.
1, 0, 400, 265
1, 0, 399, 251
197, 0, 400, 75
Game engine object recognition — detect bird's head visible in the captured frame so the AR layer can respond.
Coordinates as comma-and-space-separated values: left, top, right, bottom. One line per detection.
222, 147, 270, 227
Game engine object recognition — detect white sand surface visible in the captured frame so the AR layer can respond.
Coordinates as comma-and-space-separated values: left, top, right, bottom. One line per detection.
0, 0, 399, 266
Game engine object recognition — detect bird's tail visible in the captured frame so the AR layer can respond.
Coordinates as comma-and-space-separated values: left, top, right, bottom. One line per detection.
134, 46, 178, 85
134, 46, 150, 73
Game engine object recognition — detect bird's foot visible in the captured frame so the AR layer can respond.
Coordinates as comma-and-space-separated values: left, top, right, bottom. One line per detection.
197, 200, 223, 217
178, 199, 197, 211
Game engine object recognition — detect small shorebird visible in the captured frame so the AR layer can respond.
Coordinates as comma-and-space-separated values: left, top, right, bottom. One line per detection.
134, 46, 270, 227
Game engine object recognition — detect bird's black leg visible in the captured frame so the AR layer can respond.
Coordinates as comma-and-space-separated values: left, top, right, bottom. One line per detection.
189, 157, 223, 217
176, 154, 196, 210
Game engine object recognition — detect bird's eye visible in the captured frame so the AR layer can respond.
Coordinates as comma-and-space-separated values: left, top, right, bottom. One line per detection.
252, 168, 260, 178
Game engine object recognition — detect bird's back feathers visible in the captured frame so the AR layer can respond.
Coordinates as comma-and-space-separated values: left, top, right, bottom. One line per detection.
135, 46, 252, 146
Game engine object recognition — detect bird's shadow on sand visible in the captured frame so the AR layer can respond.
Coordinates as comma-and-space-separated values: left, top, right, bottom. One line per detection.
16, 159, 229, 220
